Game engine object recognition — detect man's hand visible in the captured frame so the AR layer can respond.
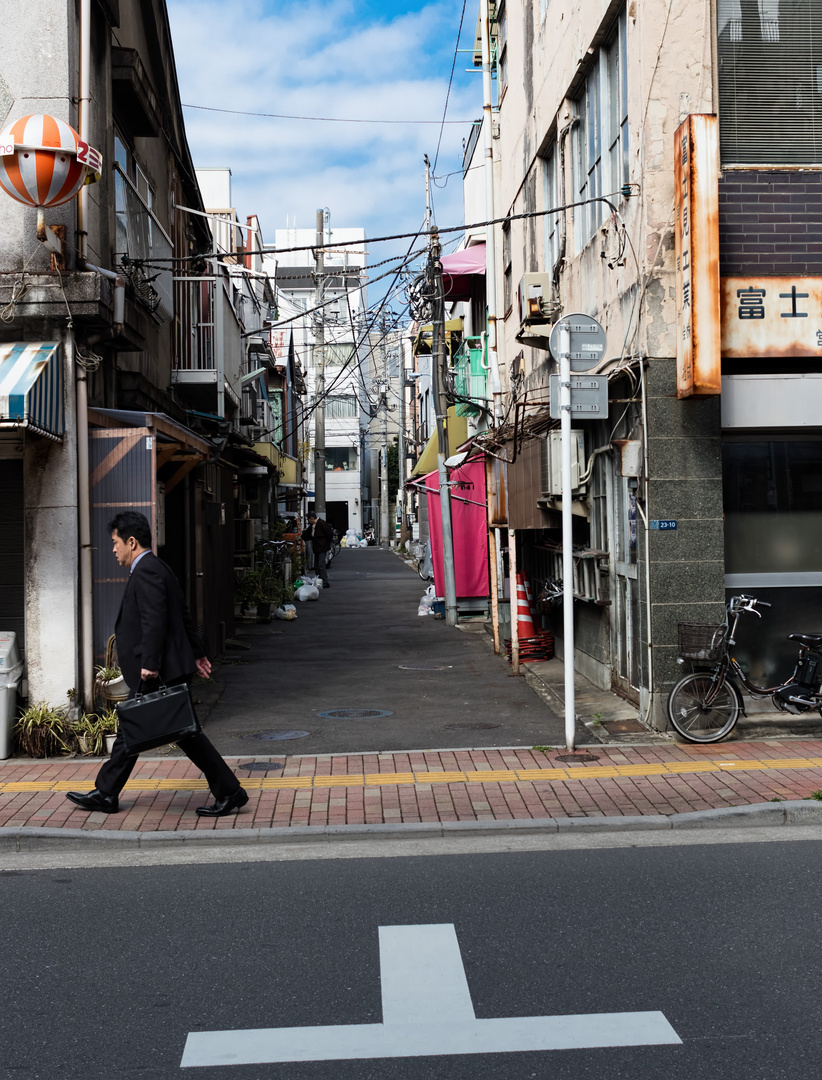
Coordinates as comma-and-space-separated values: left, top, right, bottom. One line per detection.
141, 668, 160, 681
195, 657, 212, 679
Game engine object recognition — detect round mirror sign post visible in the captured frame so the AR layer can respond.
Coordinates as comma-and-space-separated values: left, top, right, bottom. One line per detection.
548, 313, 607, 751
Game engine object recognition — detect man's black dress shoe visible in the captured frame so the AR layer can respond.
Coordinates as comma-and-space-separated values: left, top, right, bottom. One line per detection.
65, 789, 120, 813
195, 787, 249, 817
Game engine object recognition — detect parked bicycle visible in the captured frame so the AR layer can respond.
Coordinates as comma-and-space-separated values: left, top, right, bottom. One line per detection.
667, 594, 822, 743
326, 530, 342, 567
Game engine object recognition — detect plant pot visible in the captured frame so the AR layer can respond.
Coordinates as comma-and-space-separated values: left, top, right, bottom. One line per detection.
104, 733, 117, 755
77, 734, 93, 755
256, 601, 272, 623
101, 675, 129, 703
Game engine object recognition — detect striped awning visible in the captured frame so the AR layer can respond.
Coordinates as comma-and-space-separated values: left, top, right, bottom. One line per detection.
0, 342, 64, 439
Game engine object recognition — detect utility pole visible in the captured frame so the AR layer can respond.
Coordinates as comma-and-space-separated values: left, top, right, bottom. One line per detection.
430, 230, 458, 626
313, 208, 326, 518
380, 315, 390, 549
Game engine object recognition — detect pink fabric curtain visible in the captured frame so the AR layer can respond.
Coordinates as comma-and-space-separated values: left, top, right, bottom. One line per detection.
425, 459, 489, 598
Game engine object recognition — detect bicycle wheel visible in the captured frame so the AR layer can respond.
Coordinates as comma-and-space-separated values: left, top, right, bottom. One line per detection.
666, 671, 741, 743
417, 560, 432, 581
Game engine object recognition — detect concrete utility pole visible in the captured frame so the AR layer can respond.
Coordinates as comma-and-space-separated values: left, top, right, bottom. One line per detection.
430, 230, 458, 626
313, 208, 326, 518
380, 317, 390, 549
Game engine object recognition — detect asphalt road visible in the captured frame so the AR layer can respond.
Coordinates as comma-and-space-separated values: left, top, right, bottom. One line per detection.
198, 548, 584, 756
2, 836, 821, 1078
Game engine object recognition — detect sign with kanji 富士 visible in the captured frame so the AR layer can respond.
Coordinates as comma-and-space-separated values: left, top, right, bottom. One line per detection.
674, 115, 721, 399
720, 277, 822, 358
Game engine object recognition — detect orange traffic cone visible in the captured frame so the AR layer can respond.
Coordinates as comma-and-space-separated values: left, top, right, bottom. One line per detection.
514, 575, 537, 639
522, 573, 550, 636
522, 574, 539, 623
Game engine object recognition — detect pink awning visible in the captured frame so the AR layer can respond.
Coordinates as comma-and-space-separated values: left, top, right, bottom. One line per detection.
441, 244, 486, 302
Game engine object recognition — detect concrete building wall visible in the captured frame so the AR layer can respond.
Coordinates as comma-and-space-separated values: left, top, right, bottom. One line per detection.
486, 0, 726, 725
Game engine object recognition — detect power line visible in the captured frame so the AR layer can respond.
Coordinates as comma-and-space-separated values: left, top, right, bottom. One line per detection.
182, 103, 472, 125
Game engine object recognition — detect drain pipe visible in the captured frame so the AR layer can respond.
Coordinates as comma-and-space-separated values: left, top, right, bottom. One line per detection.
638, 357, 655, 729
76, 0, 93, 707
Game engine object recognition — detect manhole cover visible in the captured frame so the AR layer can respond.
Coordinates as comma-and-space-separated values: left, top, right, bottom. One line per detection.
601, 719, 646, 734
398, 665, 453, 671
444, 722, 502, 731
241, 731, 310, 741
317, 709, 393, 719
555, 753, 600, 763
237, 761, 284, 772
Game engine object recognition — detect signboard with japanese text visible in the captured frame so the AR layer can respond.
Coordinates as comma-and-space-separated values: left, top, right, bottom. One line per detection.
674, 114, 721, 398
721, 277, 822, 358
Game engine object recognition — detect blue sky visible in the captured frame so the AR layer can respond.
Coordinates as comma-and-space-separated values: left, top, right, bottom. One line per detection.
166, 0, 479, 284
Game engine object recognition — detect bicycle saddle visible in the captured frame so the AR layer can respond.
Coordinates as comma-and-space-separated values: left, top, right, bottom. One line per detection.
788, 633, 822, 648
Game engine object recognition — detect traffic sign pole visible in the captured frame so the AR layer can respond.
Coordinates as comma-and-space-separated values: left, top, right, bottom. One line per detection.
559, 324, 576, 751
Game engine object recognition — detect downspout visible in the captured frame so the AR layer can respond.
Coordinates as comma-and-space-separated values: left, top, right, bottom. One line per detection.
552, 115, 579, 290
76, 0, 93, 708
637, 358, 655, 728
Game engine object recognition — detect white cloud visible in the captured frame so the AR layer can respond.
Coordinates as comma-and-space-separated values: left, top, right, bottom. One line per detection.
167, 0, 479, 282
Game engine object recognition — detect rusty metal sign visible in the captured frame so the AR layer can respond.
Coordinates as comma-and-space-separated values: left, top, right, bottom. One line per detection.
674, 114, 721, 398
721, 276, 822, 358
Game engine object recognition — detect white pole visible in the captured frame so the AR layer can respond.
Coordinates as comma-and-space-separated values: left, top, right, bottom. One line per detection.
559, 323, 576, 751
479, 0, 502, 416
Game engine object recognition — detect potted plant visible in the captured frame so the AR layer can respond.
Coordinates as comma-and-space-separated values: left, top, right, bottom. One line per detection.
99, 707, 119, 754
14, 701, 72, 757
95, 664, 129, 703
73, 712, 105, 756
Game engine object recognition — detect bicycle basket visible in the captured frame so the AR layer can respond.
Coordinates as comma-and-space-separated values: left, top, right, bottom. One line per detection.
677, 623, 727, 662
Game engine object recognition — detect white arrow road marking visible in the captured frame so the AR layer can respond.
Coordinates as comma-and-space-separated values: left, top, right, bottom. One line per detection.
180, 924, 681, 1068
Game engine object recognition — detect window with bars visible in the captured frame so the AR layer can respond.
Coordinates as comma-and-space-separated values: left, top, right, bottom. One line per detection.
717, 0, 822, 164
542, 142, 561, 272
502, 221, 513, 315
324, 343, 355, 366
325, 394, 359, 419
573, 10, 628, 250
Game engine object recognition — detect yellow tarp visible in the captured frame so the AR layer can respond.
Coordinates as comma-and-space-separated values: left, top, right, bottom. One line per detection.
410, 407, 469, 477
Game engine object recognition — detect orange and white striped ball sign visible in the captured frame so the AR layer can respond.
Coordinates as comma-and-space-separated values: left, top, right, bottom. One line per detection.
0, 114, 102, 209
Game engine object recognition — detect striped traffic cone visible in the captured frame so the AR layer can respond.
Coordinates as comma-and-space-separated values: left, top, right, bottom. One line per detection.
522, 573, 551, 637
514, 574, 538, 639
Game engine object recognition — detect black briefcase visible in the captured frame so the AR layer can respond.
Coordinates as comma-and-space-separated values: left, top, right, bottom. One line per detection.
116, 682, 201, 755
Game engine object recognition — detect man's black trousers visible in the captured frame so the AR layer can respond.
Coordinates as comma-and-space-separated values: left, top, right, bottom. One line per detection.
95, 680, 239, 799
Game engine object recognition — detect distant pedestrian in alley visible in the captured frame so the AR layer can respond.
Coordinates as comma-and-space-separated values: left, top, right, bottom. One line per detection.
66, 511, 248, 818
302, 512, 333, 588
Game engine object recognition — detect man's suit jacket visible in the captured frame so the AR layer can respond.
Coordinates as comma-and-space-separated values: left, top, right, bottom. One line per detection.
115, 551, 205, 692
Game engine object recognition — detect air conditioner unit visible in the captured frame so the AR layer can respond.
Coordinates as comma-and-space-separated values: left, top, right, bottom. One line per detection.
541, 429, 585, 496
518, 273, 554, 326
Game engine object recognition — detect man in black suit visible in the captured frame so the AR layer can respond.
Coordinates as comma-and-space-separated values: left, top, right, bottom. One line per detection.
66, 512, 248, 817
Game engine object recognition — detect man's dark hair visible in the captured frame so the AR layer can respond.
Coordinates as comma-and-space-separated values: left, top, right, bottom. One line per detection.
108, 511, 152, 548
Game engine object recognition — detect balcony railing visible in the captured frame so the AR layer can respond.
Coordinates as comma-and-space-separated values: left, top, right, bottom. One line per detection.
173, 275, 214, 371
113, 163, 173, 321
451, 336, 490, 417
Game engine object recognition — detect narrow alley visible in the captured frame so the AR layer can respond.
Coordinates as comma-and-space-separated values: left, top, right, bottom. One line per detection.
199, 548, 583, 757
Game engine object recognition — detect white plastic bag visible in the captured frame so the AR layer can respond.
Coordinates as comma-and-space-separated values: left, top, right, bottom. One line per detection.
295, 584, 320, 602
418, 585, 436, 616
274, 606, 297, 620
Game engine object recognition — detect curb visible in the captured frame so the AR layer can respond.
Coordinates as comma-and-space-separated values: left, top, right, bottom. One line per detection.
1, 800, 822, 851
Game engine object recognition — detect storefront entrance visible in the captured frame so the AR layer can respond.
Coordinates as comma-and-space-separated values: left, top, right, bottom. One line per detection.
723, 435, 822, 686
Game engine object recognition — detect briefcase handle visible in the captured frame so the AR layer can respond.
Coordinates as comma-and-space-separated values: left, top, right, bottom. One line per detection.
135, 678, 169, 700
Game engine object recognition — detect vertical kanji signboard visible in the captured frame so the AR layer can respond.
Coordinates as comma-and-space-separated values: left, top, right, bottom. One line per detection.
674, 114, 721, 398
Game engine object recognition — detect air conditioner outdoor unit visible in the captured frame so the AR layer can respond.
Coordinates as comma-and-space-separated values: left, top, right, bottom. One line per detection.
518, 272, 554, 326
541, 429, 585, 496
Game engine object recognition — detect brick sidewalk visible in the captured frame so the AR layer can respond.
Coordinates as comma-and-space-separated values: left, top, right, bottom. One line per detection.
3, 739, 822, 833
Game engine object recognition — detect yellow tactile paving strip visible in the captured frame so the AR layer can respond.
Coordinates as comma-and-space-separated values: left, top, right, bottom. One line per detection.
2, 757, 822, 794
